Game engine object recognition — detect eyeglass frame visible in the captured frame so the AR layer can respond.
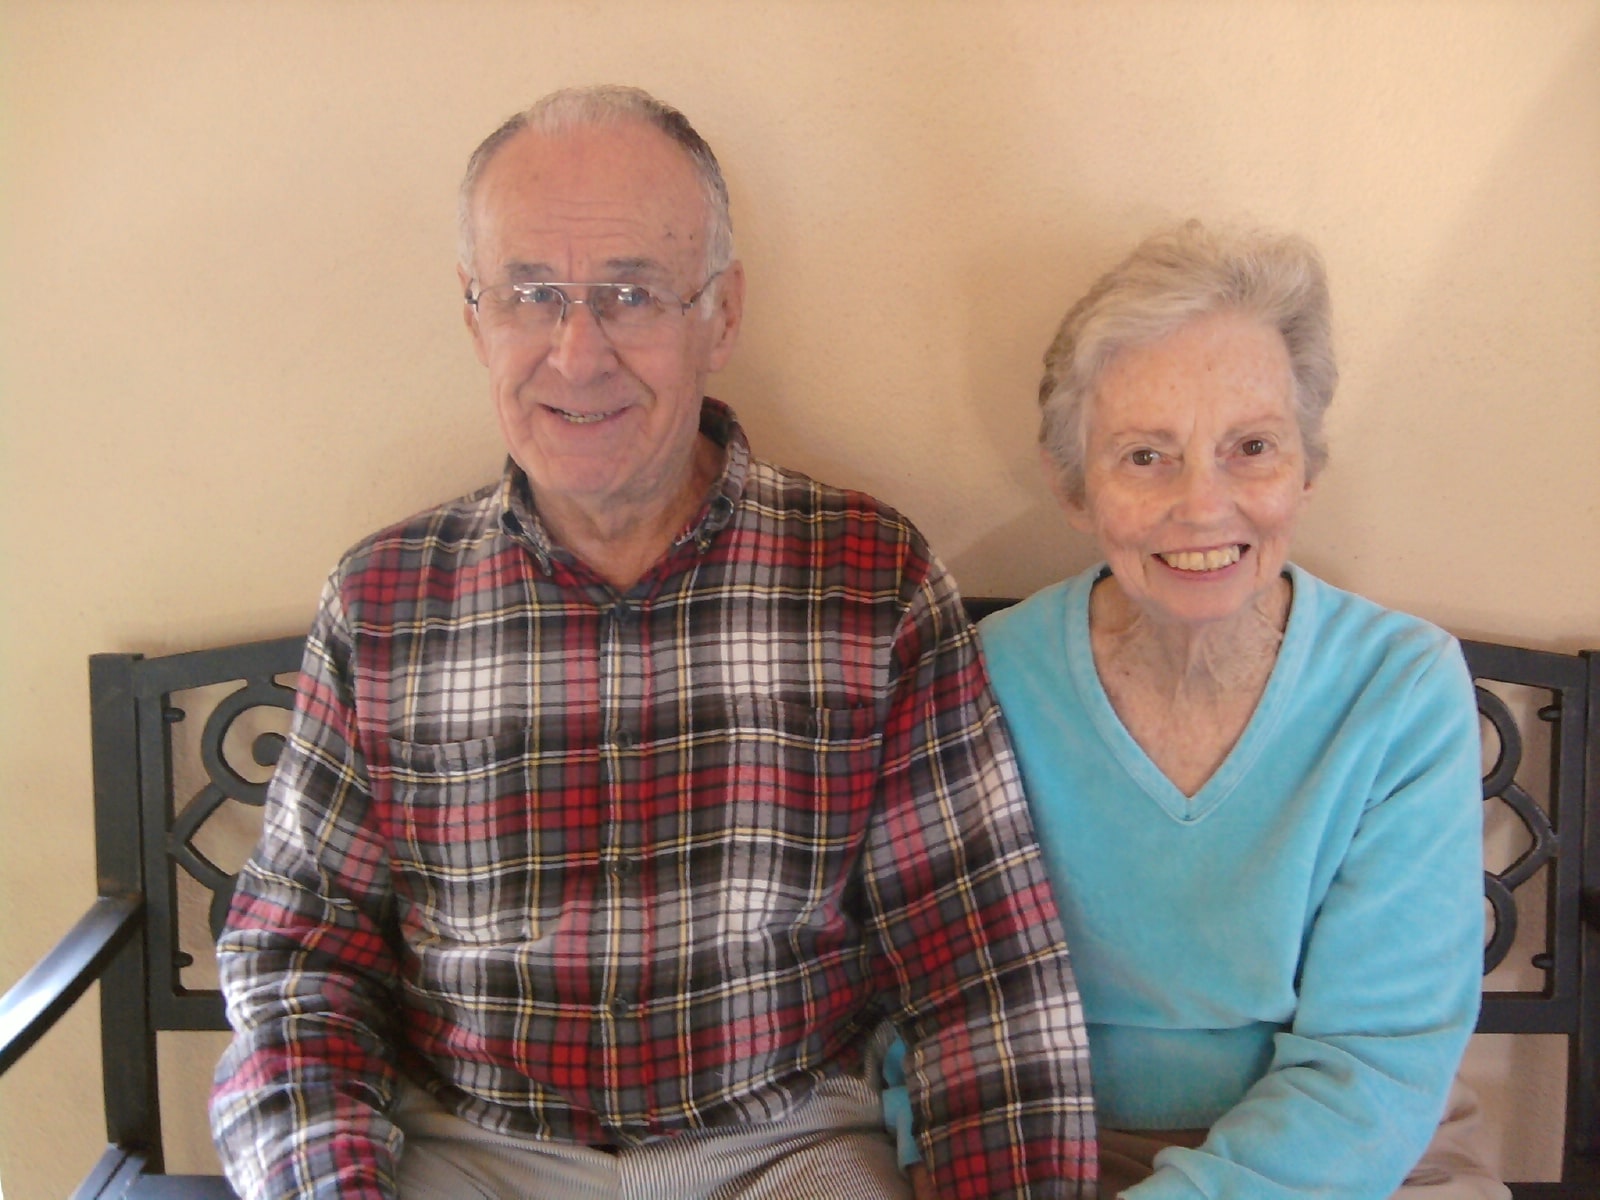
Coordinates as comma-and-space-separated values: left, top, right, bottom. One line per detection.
464, 271, 725, 337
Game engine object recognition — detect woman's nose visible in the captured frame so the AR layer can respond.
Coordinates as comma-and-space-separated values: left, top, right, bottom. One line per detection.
1171, 459, 1231, 522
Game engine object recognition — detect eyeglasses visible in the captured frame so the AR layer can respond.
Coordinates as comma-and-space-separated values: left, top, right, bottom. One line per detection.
465, 273, 722, 339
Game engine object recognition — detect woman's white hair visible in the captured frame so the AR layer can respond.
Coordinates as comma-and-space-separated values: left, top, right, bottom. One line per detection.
1039, 220, 1337, 502
456, 85, 735, 288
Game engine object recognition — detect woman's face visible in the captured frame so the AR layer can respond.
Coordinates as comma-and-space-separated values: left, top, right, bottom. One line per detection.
1062, 310, 1314, 630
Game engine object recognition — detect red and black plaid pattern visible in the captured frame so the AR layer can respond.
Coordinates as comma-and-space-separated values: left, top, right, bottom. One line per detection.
212, 402, 1094, 1198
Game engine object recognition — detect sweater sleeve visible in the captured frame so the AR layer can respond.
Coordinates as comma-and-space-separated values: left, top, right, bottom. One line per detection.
1128, 640, 1484, 1200
210, 577, 406, 1200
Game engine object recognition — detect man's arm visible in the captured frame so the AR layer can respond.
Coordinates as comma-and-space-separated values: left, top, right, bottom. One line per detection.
862, 559, 1095, 1198
210, 580, 406, 1200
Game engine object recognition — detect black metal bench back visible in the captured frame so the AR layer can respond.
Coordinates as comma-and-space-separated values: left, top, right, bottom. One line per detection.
89, 636, 302, 1175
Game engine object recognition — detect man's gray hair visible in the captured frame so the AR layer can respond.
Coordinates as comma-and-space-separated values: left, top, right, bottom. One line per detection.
1039, 220, 1337, 502
457, 85, 736, 287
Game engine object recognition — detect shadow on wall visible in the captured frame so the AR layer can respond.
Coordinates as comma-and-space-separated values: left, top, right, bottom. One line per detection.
1302, 20, 1600, 654
1397, 20, 1600, 1184
946, 498, 1099, 604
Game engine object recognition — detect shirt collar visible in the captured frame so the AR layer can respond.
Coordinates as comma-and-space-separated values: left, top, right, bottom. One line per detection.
495, 397, 750, 574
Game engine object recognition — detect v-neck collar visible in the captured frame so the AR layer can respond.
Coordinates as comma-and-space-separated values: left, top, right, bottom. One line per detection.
1061, 563, 1315, 824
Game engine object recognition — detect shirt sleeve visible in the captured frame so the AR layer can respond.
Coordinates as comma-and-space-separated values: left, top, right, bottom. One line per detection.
210, 576, 406, 1200
1129, 640, 1485, 1200
861, 558, 1096, 1198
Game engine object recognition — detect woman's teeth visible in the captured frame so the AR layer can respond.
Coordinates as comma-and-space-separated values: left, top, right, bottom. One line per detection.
1158, 546, 1242, 572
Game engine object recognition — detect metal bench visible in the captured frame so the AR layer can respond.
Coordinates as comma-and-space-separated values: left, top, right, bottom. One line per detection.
1, 620, 1595, 1197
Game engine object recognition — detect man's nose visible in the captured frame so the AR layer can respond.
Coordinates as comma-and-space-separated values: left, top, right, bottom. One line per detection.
545, 301, 615, 380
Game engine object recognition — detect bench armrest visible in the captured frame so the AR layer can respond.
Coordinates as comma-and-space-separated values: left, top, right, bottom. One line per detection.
0, 894, 143, 1075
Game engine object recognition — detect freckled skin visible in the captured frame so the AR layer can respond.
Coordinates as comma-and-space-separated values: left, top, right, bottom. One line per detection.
1061, 311, 1314, 634
457, 121, 744, 578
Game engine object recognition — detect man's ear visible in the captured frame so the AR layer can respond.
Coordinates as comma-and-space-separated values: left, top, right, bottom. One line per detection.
705, 260, 745, 371
1041, 445, 1095, 535
457, 264, 489, 367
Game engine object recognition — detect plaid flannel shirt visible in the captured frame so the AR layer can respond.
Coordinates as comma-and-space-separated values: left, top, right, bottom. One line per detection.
212, 401, 1093, 1198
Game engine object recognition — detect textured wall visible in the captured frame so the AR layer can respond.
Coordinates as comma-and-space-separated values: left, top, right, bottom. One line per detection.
2, 2, 1597, 1195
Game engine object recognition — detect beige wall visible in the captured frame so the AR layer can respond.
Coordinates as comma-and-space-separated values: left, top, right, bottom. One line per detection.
3, 0, 1597, 1194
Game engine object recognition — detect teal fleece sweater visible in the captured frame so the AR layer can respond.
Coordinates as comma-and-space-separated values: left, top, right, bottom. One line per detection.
887, 564, 1482, 1198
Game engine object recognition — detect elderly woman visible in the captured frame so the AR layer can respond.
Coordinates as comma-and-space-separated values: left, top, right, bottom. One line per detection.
892, 222, 1505, 1198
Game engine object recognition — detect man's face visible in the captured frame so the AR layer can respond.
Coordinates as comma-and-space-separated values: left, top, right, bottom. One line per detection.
459, 120, 743, 529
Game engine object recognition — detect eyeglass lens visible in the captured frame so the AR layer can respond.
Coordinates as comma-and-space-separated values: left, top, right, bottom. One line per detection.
482, 284, 666, 330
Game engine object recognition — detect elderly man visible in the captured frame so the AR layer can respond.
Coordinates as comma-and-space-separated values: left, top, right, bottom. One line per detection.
210, 86, 1092, 1200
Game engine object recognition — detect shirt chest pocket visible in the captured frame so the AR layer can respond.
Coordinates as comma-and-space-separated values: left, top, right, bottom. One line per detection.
707, 696, 885, 939
374, 727, 548, 946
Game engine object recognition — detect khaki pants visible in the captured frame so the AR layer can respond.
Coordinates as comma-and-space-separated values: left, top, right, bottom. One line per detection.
1099, 1078, 1509, 1199
392, 1076, 911, 1200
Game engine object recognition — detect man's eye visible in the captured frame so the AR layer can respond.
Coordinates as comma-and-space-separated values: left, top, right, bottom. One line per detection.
1129, 448, 1160, 467
505, 285, 563, 308
611, 285, 655, 309
1240, 438, 1269, 456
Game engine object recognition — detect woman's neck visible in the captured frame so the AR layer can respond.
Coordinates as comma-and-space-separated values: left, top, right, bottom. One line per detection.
1090, 572, 1291, 702
1088, 571, 1292, 796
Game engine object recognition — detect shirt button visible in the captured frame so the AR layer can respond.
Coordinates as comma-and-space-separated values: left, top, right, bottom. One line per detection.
609, 997, 631, 1017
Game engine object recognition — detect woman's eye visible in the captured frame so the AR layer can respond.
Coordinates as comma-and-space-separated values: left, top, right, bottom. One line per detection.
1240, 438, 1269, 457
1129, 448, 1160, 467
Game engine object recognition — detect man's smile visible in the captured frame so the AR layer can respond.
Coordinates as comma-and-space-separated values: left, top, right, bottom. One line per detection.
547, 405, 621, 425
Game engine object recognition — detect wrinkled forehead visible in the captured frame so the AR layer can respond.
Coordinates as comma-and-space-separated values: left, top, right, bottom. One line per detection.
467, 121, 711, 282
1089, 313, 1296, 425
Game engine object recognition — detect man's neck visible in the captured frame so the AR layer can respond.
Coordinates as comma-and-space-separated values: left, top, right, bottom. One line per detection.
539, 435, 725, 591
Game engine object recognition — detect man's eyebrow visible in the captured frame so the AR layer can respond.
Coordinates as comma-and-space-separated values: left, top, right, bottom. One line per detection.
499, 258, 670, 282
602, 257, 670, 279
504, 261, 556, 281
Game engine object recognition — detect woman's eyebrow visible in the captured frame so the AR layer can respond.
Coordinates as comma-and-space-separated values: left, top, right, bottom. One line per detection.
1102, 425, 1174, 441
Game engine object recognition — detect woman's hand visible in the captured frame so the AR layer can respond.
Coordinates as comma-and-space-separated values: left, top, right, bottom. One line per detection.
907, 1164, 938, 1200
